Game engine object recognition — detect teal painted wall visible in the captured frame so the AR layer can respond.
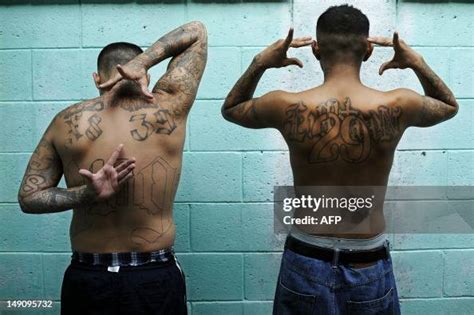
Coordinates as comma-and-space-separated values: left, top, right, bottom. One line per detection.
0, 0, 473, 314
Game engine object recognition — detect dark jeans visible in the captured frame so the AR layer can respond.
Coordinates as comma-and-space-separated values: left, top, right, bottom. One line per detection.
273, 248, 400, 315
61, 259, 187, 315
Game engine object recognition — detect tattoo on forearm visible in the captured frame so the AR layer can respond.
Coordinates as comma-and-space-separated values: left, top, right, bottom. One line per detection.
415, 61, 457, 107
146, 22, 207, 116
223, 58, 265, 120
283, 97, 402, 164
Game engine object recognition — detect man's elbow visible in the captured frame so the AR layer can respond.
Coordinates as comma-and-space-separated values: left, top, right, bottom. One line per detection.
446, 101, 459, 120
18, 195, 36, 214
221, 106, 234, 123
190, 21, 207, 38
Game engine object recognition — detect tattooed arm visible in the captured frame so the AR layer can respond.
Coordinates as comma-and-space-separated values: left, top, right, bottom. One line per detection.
222, 29, 312, 128
100, 21, 208, 117
369, 32, 458, 127
18, 120, 135, 214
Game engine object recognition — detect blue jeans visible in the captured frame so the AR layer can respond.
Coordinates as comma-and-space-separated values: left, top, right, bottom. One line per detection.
273, 248, 400, 315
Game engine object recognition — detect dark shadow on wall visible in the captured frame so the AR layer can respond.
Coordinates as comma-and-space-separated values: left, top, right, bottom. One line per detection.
0, 0, 288, 4
400, 0, 474, 3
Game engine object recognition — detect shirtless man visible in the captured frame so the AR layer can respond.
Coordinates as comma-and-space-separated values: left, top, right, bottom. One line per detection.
18, 21, 207, 314
222, 5, 457, 315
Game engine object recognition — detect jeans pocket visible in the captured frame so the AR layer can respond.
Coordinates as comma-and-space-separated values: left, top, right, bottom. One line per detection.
347, 287, 394, 315
274, 277, 317, 315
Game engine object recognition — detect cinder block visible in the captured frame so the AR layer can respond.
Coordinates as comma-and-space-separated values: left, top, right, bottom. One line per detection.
197, 48, 241, 100
32, 49, 86, 100
192, 302, 242, 315
242, 152, 292, 202
393, 234, 474, 251
243, 301, 274, 315
443, 250, 474, 297
389, 151, 448, 185
447, 150, 474, 186
0, 153, 30, 202
43, 253, 71, 300
189, 100, 287, 151
190, 203, 244, 251
82, 4, 186, 47
190, 203, 283, 252
0, 204, 71, 251
80, 48, 102, 100
241, 48, 307, 94
401, 298, 474, 315
244, 253, 281, 300
391, 251, 443, 298
0, 50, 32, 101
0, 102, 66, 152
242, 203, 285, 251
187, 3, 291, 46
450, 48, 474, 99
0, 253, 43, 299
0, 5, 81, 48
176, 152, 242, 202
398, 2, 474, 46
294, 0, 396, 41
177, 253, 243, 301
174, 203, 190, 252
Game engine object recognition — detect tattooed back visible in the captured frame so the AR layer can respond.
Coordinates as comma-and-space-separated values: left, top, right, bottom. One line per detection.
280, 86, 406, 186
276, 86, 408, 236
53, 95, 185, 252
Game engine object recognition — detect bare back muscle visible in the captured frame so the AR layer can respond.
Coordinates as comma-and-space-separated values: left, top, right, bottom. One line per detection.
18, 21, 207, 253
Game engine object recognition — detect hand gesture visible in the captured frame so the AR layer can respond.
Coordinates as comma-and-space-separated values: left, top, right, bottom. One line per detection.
79, 144, 136, 201
368, 32, 423, 75
98, 59, 154, 99
256, 28, 312, 69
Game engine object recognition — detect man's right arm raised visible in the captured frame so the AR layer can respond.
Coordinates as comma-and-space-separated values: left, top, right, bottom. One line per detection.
370, 32, 458, 127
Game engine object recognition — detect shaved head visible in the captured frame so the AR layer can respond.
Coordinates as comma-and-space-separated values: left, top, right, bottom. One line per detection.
97, 42, 143, 79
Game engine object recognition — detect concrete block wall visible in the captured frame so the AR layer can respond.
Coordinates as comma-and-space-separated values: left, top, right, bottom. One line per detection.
0, 0, 473, 314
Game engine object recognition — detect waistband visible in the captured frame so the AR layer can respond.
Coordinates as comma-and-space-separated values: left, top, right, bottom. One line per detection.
290, 226, 387, 251
285, 235, 390, 265
71, 247, 175, 267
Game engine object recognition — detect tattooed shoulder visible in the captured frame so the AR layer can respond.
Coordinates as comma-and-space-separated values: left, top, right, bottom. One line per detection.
57, 99, 105, 147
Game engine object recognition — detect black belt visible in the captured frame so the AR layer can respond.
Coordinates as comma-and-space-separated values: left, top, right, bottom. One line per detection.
285, 235, 389, 264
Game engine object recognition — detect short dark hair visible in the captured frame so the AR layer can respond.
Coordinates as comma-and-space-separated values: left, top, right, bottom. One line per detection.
316, 5, 369, 62
97, 42, 143, 77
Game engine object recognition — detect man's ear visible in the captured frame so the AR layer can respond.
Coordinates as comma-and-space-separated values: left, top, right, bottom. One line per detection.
312, 40, 320, 60
147, 73, 151, 86
93, 72, 101, 89
363, 42, 373, 62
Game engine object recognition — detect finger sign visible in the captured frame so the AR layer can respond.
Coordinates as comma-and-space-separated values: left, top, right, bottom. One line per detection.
367, 36, 393, 47
106, 144, 124, 166
98, 75, 123, 89
284, 28, 294, 48
115, 158, 135, 173
393, 32, 401, 47
118, 163, 135, 180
